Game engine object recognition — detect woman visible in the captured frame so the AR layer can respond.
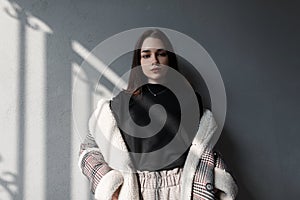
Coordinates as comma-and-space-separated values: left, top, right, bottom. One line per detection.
78, 29, 238, 200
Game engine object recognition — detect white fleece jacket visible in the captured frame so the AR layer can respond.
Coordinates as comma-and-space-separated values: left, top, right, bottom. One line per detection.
79, 99, 238, 200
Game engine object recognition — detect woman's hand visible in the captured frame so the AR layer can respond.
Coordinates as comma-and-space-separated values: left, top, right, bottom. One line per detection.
112, 186, 121, 200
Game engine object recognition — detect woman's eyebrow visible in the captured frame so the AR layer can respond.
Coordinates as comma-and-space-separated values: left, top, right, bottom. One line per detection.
156, 49, 167, 52
141, 49, 166, 53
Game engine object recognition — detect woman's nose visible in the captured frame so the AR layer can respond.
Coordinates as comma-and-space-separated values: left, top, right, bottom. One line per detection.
151, 54, 159, 64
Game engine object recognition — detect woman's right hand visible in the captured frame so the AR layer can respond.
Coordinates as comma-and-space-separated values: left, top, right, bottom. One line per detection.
112, 186, 121, 200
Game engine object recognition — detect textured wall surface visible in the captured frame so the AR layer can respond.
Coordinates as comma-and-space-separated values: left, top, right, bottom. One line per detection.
0, 0, 299, 199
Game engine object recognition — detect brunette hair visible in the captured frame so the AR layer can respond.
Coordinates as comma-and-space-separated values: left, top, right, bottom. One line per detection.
126, 29, 179, 95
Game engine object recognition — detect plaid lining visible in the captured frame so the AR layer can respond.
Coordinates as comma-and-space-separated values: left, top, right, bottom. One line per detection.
79, 131, 115, 193
80, 148, 112, 193
214, 152, 227, 170
192, 148, 228, 200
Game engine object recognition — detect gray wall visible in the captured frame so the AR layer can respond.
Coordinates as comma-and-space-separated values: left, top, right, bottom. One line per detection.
0, 0, 299, 199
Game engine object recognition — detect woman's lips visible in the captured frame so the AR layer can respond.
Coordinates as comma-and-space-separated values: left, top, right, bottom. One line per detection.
151, 68, 160, 73
151, 67, 161, 72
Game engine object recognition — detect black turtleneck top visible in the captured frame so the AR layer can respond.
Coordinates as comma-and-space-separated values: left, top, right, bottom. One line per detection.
110, 83, 203, 171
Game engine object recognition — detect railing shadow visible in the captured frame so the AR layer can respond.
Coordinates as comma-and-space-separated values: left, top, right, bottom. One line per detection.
0, 155, 18, 199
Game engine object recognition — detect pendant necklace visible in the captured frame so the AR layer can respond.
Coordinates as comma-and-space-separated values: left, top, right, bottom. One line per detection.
146, 85, 167, 96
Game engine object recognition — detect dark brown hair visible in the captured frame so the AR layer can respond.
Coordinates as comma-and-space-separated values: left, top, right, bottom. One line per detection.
126, 29, 179, 95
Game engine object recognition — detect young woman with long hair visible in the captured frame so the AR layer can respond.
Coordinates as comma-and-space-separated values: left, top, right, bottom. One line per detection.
78, 29, 237, 200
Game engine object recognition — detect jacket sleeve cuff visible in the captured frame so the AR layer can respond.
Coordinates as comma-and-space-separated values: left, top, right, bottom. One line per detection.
214, 167, 238, 200
78, 148, 101, 169
94, 169, 124, 200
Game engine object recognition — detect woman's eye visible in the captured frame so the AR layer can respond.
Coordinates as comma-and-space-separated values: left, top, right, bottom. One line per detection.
158, 52, 167, 57
142, 54, 151, 59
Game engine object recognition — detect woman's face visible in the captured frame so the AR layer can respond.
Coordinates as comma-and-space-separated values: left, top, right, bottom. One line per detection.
140, 37, 169, 84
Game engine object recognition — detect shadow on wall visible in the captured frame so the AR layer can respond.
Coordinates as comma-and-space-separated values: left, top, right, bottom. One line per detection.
4, 1, 32, 199
1, 0, 116, 199
0, 154, 18, 199
1, 0, 73, 199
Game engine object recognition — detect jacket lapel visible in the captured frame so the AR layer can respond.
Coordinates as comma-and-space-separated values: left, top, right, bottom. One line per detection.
181, 109, 217, 199
89, 99, 134, 171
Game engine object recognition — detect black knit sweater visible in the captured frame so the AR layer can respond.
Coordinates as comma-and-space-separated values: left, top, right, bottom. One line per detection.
110, 83, 203, 171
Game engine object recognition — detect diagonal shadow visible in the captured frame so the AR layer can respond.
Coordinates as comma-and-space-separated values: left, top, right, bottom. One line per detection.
0, 155, 18, 199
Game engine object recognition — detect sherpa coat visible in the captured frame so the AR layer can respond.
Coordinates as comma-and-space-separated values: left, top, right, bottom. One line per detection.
78, 99, 238, 200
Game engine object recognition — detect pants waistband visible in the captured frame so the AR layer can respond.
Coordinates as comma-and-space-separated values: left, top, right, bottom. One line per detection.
137, 167, 182, 189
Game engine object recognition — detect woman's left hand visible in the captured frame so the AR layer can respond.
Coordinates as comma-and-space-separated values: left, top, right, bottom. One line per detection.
112, 186, 121, 200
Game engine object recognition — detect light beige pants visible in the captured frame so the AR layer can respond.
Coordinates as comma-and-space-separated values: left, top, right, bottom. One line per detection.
137, 167, 182, 200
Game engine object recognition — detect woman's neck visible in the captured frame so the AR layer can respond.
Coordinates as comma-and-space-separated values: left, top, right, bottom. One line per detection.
147, 79, 166, 85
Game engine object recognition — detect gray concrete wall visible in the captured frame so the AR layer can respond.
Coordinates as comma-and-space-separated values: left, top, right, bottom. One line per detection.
0, 0, 299, 199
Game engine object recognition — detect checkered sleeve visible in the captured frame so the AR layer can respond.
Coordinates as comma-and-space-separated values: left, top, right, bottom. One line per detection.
213, 151, 227, 171
192, 148, 216, 200
79, 132, 113, 194
213, 151, 238, 200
